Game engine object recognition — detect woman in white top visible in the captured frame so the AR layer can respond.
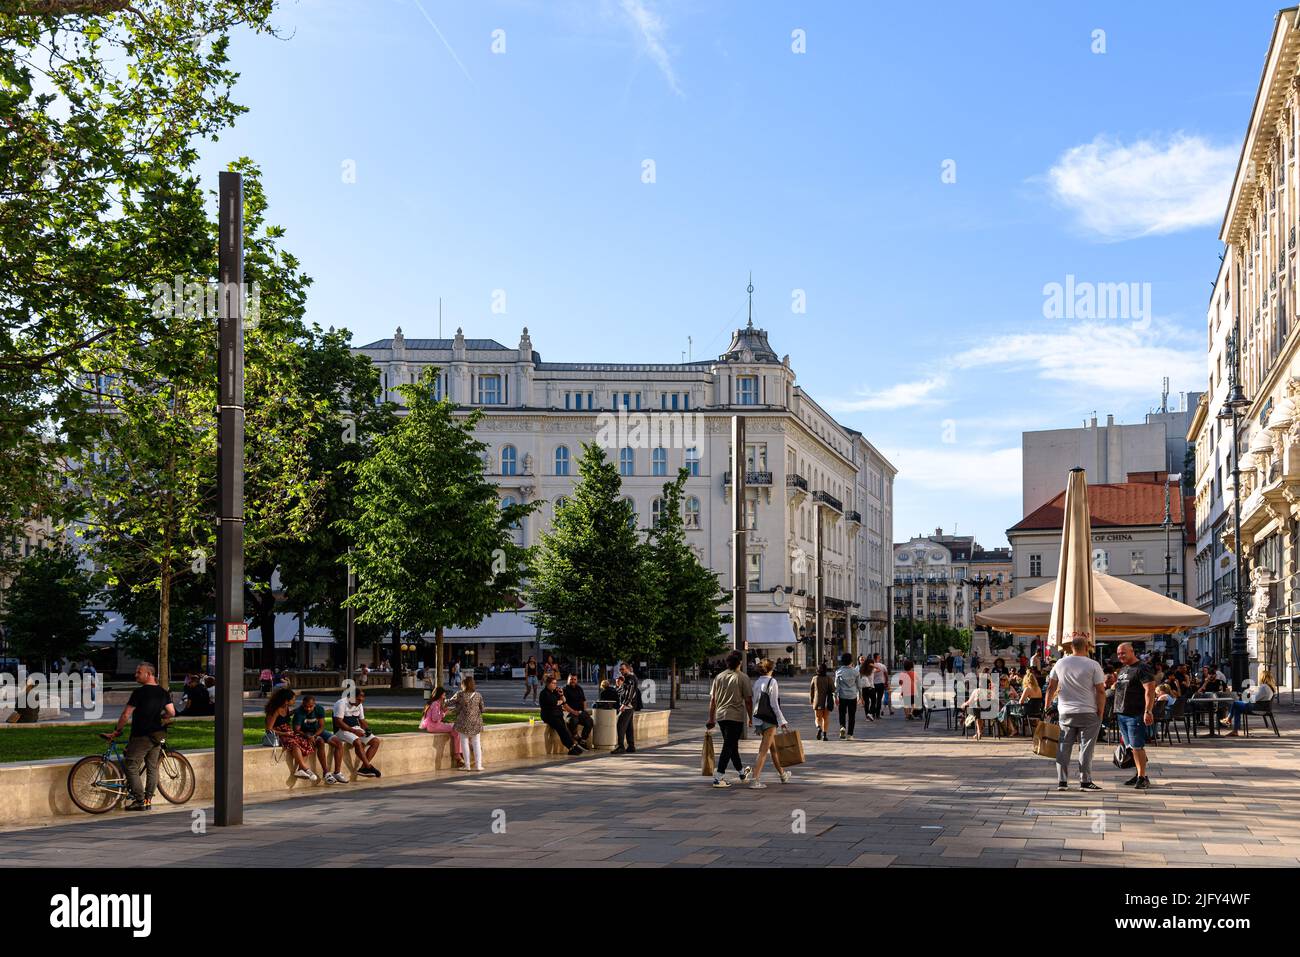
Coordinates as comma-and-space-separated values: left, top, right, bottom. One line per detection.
1222, 670, 1277, 736
749, 658, 792, 789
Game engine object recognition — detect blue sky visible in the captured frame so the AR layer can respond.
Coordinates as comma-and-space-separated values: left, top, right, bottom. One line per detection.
202, 0, 1285, 548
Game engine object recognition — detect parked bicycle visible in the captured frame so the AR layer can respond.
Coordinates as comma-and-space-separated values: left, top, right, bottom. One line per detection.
67, 732, 196, 814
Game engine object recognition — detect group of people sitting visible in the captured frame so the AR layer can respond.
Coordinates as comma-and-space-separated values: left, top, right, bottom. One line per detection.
178, 673, 217, 716
263, 687, 383, 782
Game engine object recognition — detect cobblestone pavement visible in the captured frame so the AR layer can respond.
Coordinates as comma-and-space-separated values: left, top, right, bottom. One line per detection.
2, 694, 1297, 868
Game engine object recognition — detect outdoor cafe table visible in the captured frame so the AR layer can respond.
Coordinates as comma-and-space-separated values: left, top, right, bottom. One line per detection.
1187, 694, 1236, 738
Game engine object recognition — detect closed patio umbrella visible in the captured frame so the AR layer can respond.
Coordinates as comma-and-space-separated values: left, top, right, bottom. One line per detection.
1046, 468, 1095, 652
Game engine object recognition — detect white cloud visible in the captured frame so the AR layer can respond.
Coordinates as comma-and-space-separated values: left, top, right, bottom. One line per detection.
950, 322, 1202, 395
887, 446, 1023, 496
823, 374, 948, 413
619, 0, 681, 95
1045, 134, 1237, 240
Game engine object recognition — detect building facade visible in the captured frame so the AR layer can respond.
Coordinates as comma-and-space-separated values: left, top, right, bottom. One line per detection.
892, 530, 1012, 634
1212, 7, 1300, 690
354, 310, 896, 669
1022, 402, 1200, 517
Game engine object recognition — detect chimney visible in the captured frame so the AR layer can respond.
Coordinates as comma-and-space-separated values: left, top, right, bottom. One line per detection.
1106, 414, 1114, 426
935, 527, 942, 537
1090, 416, 1098, 428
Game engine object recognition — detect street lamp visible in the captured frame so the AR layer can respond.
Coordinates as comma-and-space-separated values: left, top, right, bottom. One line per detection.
1216, 324, 1252, 692
1162, 472, 1183, 599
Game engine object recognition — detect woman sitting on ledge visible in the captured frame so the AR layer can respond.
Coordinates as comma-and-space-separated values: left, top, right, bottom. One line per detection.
420, 685, 464, 768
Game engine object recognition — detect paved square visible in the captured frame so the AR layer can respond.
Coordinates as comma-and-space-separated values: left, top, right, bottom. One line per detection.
2, 695, 1296, 868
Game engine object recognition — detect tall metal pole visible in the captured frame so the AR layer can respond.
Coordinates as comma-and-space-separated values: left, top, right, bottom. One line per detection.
215, 170, 245, 827
814, 503, 825, 665
345, 552, 356, 682
1230, 403, 1248, 691
1163, 479, 1172, 597
731, 416, 746, 653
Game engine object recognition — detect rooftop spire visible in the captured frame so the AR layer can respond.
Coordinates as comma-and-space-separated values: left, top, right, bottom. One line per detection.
746, 272, 754, 328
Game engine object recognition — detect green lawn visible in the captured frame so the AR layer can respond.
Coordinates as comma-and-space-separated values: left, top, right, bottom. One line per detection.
0, 710, 538, 764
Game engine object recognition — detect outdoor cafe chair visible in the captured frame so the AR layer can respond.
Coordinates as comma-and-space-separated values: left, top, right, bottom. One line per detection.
1242, 697, 1281, 738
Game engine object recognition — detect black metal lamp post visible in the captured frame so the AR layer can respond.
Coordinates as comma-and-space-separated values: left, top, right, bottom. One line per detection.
1217, 325, 1252, 692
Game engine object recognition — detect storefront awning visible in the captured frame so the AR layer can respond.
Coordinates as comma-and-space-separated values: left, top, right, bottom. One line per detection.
1209, 603, 1237, 628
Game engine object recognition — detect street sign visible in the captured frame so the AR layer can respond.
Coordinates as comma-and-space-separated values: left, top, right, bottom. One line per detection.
225, 622, 248, 643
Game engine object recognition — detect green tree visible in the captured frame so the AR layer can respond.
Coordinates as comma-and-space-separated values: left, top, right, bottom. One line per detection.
646, 468, 729, 707
0, 0, 279, 564
0, 542, 104, 667
338, 369, 535, 688
528, 442, 658, 668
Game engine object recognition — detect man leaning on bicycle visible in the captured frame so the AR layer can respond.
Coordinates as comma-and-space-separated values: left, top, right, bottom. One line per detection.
107, 662, 176, 812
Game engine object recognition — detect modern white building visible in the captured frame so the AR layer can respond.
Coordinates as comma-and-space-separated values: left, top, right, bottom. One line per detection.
353, 304, 896, 669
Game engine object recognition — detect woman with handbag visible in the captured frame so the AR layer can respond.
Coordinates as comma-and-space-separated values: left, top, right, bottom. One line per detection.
809, 663, 834, 741
749, 659, 791, 789
264, 688, 317, 780
449, 676, 486, 771
420, 685, 464, 768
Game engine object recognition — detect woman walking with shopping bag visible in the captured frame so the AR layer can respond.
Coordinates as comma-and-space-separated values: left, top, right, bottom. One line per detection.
749, 659, 791, 789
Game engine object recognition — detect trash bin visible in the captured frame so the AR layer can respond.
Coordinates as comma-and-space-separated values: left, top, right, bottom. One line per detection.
593, 706, 618, 749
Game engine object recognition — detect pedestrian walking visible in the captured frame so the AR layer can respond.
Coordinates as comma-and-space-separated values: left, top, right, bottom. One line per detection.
810, 663, 834, 740
834, 653, 863, 739
522, 656, 539, 702
707, 650, 754, 788
1114, 642, 1157, 790
1044, 638, 1106, 790
858, 657, 875, 721
748, 659, 791, 789
870, 653, 889, 718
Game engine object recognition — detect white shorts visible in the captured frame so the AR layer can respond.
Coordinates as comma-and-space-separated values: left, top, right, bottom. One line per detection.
337, 729, 376, 746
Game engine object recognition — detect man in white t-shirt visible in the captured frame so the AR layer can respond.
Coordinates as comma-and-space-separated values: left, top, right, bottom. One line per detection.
1044, 637, 1107, 791
333, 688, 382, 778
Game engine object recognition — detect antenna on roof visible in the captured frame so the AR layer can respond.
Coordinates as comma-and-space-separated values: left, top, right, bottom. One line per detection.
747, 272, 754, 329
688, 335, 692, 362
1161, 376, 1169, 414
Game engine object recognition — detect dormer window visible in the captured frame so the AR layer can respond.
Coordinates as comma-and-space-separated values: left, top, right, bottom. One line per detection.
736, 376, 758, 405
478, 374, 502, 405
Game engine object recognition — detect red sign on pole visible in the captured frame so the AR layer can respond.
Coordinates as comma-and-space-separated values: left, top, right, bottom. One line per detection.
226, 622, 248, 643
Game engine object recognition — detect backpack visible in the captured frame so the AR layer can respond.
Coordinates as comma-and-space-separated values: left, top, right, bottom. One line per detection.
1112, 743, 1135, 769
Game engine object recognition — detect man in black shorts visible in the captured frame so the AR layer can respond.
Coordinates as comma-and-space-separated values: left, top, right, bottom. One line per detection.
108, 662, 176, 811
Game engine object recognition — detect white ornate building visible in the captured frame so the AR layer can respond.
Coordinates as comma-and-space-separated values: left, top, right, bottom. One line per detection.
353, 307, 896, 669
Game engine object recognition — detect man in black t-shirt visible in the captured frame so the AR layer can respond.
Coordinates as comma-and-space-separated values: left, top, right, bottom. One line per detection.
109, 662, 176, 811
1114, 643, 1156, 790
561, 673, 593, 747
539, 676, 584, 756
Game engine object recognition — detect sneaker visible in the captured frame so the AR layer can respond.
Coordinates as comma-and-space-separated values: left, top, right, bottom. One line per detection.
611, 747, 626, 755
370, 767, 382, 778
567, 746, 583, 756
323, 772, 337, 785
778, 769, 791, 784
294, 768, 316, 781
748, 781, 767, 790
815, 729, 822, 741
1080, 782, 1103, 791
334, 772, 349, 783
712, 775, 731, 788
865, 714, 875, 722
123, 800, 150, 812
838, 728, 847, 740
1134, 776, 1150, 790
1122, 774, 1140, 787
1057, 782, 1069, 791
739, 766, 752, 782
626, 747, 636, 753
846, 734, 855, 740
474, 766, 484, 772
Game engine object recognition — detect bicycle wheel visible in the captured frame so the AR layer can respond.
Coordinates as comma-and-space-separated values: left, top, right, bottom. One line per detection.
67, 756, 126, 814
157, 749, 195, 804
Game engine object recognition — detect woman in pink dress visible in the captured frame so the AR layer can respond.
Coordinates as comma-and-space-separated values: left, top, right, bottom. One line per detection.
419, 686, 463, 768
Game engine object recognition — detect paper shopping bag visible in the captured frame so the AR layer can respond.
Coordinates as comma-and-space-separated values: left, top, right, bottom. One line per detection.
1032, 720, 1060, 759
701, 731, 716, 776
772, 728, 806, 767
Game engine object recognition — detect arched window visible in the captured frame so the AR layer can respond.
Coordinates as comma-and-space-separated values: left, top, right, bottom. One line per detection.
619, 448, 634, 476
554, 445, 570, 476
501, 495, 521, 529
651, 497, 664, 527
622, 496, 637, 529
500, 445, 517, 476
554, 495, 569, 513
685, 496, 701, 529
652, 447, 668, 476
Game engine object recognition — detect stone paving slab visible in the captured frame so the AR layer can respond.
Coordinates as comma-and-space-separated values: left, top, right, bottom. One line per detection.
1, 695, 1297, 867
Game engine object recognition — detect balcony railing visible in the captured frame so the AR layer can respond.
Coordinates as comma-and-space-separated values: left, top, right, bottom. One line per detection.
846, 510, 862, 523
722, 471, 773, 486
813, 490, 843, 512
1290, 225, 1295, 250
786, 473, 808, 492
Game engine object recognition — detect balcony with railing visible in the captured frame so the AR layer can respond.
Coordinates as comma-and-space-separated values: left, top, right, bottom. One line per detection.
813, 490, 843, 512
846, 510, 862, 524
786, 473, 808, 492
722, 471, 773, 486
